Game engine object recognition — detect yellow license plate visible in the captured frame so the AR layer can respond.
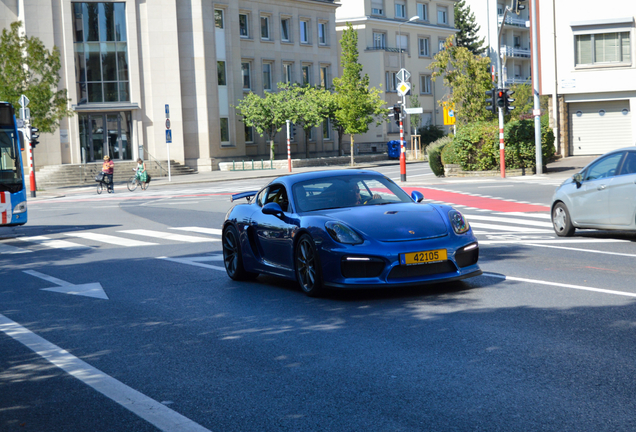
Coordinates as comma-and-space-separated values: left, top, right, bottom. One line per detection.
400, 249, 447, 265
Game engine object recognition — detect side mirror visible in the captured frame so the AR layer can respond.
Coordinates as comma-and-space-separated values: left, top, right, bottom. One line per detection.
573, 173, 582, 189
411, 190, 425, 203
262, 202, 284, 216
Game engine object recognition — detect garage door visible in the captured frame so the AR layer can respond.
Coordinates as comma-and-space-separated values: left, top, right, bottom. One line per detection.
570, 100, 632, 155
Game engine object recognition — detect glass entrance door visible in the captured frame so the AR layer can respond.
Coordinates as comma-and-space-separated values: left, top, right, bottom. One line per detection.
79, 112, 132, 162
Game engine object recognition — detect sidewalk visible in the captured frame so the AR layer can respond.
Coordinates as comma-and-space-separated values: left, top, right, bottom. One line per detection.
29, 155, 597, 201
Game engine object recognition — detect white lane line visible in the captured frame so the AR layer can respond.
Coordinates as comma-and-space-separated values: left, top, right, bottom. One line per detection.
158, 256, 226, 271
479, 238, 628, 245
0, 314, 211, 432
24, 269, 73, 286
496, 212, 551, 219
478, 185, 513, 188
469, 222, 554, 233
0, 243, 32, 254
65, 232, 158, 247
524, 243, 636, 257
16, 236, 91, 250
465, 214, 553, 228
170, 227, 223, 236
483, 273, 636, 299
120, 230, 219, 243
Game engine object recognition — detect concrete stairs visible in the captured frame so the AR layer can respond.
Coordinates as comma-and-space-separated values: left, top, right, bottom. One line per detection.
35, 160, 197, 189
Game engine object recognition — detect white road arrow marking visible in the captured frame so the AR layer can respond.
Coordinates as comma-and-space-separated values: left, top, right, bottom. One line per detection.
23, 270, 109, 299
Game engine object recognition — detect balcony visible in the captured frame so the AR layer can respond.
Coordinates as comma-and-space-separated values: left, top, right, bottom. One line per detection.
500, 45, 531, 59
498, 14, 529, 28
367, 45, 403, 53
506, 77, 531, 85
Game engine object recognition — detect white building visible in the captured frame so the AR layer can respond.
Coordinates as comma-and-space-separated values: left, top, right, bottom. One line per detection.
466, 0, 532, 87
537, 0, 635, 156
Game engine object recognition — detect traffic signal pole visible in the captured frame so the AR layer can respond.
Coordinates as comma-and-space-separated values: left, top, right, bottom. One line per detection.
24, 121, 36, 198
399, 96, 407, 182
496, 7, 509, 178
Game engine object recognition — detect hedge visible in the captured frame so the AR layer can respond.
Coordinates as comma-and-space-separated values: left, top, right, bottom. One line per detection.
427, 136, 453, 177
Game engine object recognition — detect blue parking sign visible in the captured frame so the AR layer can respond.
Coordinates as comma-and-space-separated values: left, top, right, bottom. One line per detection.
166, 129, 172, 143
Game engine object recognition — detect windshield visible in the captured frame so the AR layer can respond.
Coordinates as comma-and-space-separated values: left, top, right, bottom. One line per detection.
292, 174, 412, 212
0, 105, 24, 193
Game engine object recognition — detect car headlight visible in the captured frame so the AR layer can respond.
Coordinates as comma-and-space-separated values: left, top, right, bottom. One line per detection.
448, 210, 469, 234
325, 221, 363, 245
13, 201, 27, 214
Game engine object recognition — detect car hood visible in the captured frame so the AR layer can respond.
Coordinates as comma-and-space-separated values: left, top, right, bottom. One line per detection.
313, 204, 449, 241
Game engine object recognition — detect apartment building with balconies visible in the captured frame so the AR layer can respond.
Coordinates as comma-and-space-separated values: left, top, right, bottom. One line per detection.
467, 0, 532, 86
335, 0, 457, 150
0, 0, 339, 172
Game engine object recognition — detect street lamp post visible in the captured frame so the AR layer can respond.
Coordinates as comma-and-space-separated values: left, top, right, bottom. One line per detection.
397, 15, 419, 183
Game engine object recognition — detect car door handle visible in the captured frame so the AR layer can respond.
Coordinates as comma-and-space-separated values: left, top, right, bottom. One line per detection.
597, 184, 607, 190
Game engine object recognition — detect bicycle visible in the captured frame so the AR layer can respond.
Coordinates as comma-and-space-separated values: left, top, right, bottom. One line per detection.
127, 169, 149, 192
96, 172, 112, 194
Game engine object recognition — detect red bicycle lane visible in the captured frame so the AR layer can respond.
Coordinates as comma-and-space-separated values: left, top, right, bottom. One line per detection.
402, 187, 550, 213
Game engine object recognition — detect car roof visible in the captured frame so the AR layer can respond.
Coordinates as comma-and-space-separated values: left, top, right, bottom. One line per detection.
268, 169, 385, 187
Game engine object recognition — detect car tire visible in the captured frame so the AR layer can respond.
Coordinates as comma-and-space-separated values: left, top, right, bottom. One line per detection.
295, 234, 324, 297
222, 225, 258, 281
552, 202, 575, 237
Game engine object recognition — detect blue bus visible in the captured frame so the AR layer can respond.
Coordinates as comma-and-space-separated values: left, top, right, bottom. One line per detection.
0, 102, 27, 226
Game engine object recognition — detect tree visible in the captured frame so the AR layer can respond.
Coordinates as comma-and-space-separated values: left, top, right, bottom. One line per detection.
0, 22, 73, 133
236, 90, 288, 159
428, 36, 492, 125
332, 23, 386, 166
454, 0, 486, 56
408, 84, 422, 134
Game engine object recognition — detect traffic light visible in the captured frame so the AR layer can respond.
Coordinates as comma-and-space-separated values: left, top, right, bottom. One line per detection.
504, 89, 515, 113
30, 126, 40, 148
485, 88, 496, 113
512, 0, 526, 15
393, 104, 402, 126
496, 89, 506, 108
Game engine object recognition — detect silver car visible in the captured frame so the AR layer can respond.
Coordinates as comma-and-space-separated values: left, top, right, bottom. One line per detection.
551, 147, 636, 236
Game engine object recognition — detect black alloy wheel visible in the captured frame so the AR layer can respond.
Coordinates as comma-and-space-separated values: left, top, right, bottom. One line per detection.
222, 225, 258, 281
295, 234, 324, 297
552, 202, 575, 237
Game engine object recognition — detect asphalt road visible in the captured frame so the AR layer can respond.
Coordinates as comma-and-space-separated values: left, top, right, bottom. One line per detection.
2, 164, 636, 431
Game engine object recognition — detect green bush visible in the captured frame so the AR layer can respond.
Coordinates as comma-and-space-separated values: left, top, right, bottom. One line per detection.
427, 136, 453, 177
440, 139, 461, 165
418, 124, 446, 150
451, 119, 556, 172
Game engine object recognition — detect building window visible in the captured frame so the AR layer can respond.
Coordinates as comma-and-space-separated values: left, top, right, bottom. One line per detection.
385, 71, 397, 91
302, 64, 311, 85
438, 38, 446, 52
300, 20, 309, 44
418, 37, 430, 56
396, 34, 407, 52
318, 22, 327, 45
239, 13, 249, 38
417, 3, 428, 21
438, 6, 448, 25
320, 65, 330, 88
220, 118, 230, 143
215, 9, 224, 29
373, 32, 386, 49
323, 119, 331, 140
241, 62, 251, 89
72, 2, 130, 103
217, 61, 226, 86
245, 124, 254, 143
283, 63, 293, 83
420, 75, 432, 94
263, 62, 272, 91
395, 1, 406, 19
281, 18, 291, 42
576, 32, 631, 65
261, 15, 270, 40
371, 0, 384, 15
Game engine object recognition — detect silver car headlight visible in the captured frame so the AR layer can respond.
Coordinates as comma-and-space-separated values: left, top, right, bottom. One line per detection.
448, 210, 469, 234
325, 221, 363, 245
13, 201, 27, 214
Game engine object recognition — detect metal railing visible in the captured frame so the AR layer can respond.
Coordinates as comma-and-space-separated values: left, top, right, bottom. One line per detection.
366, 46, 403, 53
498, 14, 528, 28
142, 149, 169, 177
500, 45, 531, 58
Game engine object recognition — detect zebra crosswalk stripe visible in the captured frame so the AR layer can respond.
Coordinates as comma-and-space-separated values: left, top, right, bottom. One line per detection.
16, 236, 90, 250
169, 227, 224, 236
65, 232, 158, 247
120, 229, 219, 243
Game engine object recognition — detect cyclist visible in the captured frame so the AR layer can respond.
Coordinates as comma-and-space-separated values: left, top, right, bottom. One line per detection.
102, 155, 114, 193
135, 158, 148, 190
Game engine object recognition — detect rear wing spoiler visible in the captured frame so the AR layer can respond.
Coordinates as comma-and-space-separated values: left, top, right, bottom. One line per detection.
231, 190, 258, 203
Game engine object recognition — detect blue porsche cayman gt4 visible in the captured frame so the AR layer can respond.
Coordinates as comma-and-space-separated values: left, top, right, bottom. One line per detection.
222, 170, 481, 296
